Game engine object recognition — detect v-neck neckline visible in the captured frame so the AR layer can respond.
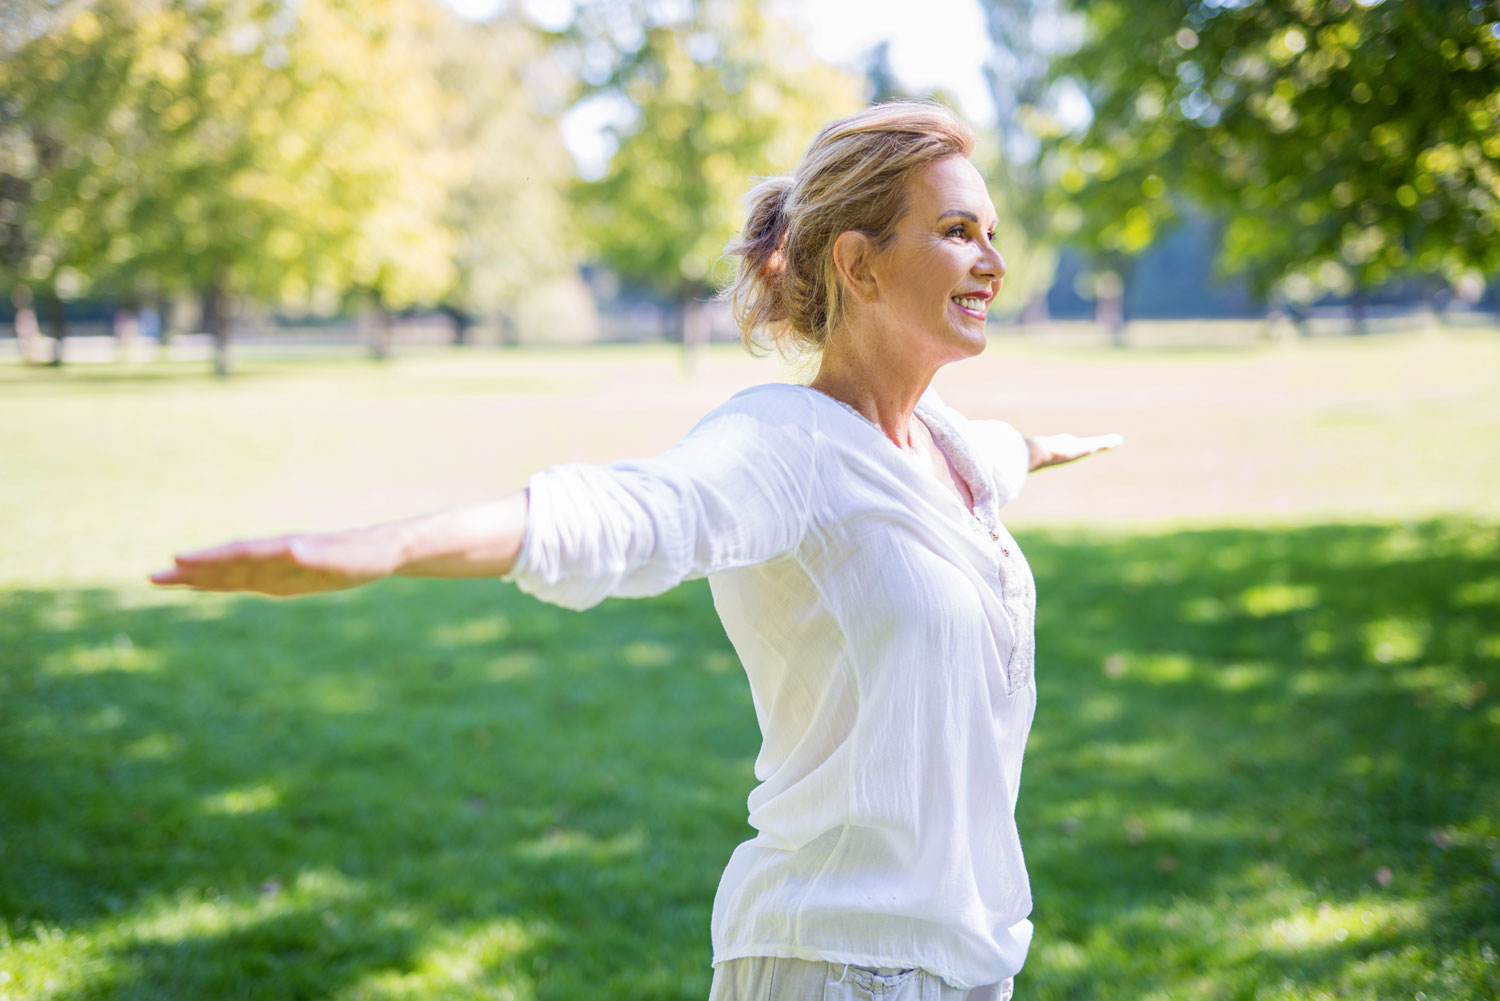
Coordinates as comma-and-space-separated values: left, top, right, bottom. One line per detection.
795, 383, 996, 531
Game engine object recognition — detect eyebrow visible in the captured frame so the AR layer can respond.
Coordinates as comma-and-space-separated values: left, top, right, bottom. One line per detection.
937, 210, 981, 224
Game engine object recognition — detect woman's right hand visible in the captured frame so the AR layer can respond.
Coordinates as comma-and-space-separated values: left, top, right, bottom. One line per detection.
149, 529, 402, 597
150, 492, 529, 597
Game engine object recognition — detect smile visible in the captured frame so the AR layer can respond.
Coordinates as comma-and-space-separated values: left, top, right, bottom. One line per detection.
951, 295, 989, 318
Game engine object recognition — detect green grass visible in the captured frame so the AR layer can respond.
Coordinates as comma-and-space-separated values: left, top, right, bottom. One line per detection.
2, 334, 1498, 999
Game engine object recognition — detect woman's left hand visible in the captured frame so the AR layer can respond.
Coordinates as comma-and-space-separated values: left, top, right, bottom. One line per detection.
1026, 432, 1124, 471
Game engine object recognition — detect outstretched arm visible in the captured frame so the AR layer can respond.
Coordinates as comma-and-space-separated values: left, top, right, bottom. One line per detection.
1025, 433, 1124, 471
149, 491, 529, 597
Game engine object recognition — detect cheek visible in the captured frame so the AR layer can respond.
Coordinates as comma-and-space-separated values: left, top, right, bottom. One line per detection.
907, 250, 962, 297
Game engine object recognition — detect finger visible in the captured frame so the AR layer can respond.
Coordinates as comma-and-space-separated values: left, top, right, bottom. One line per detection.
172, 536, 293, 565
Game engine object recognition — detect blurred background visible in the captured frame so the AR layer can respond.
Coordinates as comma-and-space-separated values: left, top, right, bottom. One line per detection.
3, 0, 1497, 367
2, 2, 1498, 1000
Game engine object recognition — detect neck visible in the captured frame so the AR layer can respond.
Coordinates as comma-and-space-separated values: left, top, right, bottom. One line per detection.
809, 323, 940, 450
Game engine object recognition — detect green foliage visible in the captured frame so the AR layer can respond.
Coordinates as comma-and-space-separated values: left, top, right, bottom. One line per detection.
1, 0, 396, 305
1052, 0, 1500, 301
0, 0, 575, 328
974, 0, 1069, 315
573, 0, 862, 302
433, 19, 578, 320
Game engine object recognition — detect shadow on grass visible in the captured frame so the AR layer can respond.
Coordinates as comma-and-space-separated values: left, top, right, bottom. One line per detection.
1, 518, 1496, 1000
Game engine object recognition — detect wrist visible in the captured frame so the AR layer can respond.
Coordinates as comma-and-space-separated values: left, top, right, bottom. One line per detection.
1025, 436, 1047, 472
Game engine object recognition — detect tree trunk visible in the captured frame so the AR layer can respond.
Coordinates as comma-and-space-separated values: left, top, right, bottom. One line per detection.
114, 304, 140, 362
1020, 290, 1050, 327
1349, 285, 1369, 335
205, 266, 232, 378
44, 290, 66, 366
442, 304, 472, 347
12, 286, 42, 363
159, 296, 188, 354
365, 298, 393, 361
495, 308, 519, 348
661, 301, 677, 342
1094, 270, 1126, 347
679, 293, 708, 376
1423, 277, 1451, 329
1264, 291, 1287, 341
1291, 302, 1313, 338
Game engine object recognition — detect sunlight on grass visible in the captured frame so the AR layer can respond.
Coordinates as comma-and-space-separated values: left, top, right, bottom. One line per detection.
1396, 665, 1491, 711
123, 733, 176, 761
42, 634, 161, 676
621, 640, 675, 669
1455, 576, 1500, 607
303, 674, 383, 714
200, 783, 281, 817
1254, 899, 1427, 952
513, 827, 647, 863
1094, 741, 1186, 772
1240, 582, 1320, 616
1302, 628, 1334, 656
0, 929, 113, 1001
1181, 595, 1228, 622
128, 870, 363, 942
79, 704, 127, 734
1214, 661, 1273, 691
1134, 651, 1194, 683
701, 650, 739, 675
352, 919, 537, 1001
430, 617, 514, 647
485, 651, 542, 680
1074, 692, 1125, 725
4, 341, 1498, 1000
1033, 938, 1088, 973
1288, 669, 1343, 697
1362, 616, 1427, 664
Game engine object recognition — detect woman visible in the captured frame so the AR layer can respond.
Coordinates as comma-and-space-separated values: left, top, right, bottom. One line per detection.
153, 101, 1120, 1000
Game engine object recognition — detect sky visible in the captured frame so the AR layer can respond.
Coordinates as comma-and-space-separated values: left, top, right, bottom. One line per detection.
442, 0, 999, 175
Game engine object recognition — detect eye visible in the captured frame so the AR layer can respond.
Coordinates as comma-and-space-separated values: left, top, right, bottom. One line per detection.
946, 224, 969, 239
986, 230, 997, 243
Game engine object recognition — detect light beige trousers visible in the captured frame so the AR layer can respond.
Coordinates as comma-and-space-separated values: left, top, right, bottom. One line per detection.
709, 957, 1014, 1001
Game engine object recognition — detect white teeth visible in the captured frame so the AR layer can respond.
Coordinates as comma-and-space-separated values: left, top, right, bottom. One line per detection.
953, 296, 988, 311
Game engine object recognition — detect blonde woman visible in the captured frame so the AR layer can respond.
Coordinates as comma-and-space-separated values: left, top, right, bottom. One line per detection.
154, 101, 1120, 1000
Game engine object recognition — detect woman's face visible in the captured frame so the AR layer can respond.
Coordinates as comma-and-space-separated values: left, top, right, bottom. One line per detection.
865, 156, 1005, 366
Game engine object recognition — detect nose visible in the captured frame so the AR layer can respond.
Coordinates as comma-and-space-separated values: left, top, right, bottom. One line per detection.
974, 238, 1005, 281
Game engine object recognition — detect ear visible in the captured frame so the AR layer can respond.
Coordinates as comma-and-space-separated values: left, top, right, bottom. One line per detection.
832, 230, 880, 304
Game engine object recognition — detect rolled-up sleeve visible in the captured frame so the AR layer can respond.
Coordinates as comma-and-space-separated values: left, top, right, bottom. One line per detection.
968, 419, 1031, 509
506, 403, 817, 611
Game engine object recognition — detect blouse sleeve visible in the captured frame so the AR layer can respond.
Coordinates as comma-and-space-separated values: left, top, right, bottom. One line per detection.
967, 419, 1031, 509
505, 392, 818, 611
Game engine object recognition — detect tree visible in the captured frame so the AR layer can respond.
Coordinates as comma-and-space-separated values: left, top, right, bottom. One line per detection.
570, 0, 861, 365
1, 0, 459, 374
1051, 0, 1500, 328
976, 0, 1072, 326
430, 12, 578, 347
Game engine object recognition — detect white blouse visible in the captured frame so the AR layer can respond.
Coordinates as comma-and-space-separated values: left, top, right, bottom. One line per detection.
507, 383, 1038, 990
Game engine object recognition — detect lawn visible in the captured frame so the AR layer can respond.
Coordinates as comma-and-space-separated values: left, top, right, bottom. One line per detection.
2, 331, 1498, 1000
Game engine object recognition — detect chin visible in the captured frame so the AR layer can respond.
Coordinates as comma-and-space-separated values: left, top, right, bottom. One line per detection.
947, 323, 990, 359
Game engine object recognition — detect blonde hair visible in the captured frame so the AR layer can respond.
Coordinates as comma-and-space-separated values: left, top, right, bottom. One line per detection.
722, 101, 975, 356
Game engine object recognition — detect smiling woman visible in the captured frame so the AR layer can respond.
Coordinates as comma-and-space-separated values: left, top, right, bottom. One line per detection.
839, 156, 1006, 365
152, 100, 1121, 1001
